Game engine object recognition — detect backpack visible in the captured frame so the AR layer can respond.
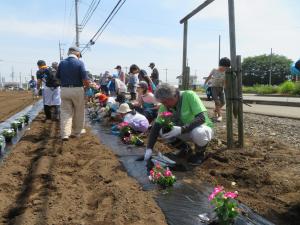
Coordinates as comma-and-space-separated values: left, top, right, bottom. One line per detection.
45, 67, 60, 88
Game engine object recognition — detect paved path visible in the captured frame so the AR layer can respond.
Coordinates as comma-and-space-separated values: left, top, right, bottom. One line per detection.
203, 100, 300, 120
199, 94, 300, 107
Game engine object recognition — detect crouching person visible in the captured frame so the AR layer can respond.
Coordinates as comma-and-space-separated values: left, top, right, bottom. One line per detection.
143, 83, 213, 165
117, 103, 149, 133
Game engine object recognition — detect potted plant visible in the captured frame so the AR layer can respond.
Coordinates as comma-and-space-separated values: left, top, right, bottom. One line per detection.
160, 111, 174, 133
17, 117, 25, 129
118, 122, 132, 138
0, 135, 5, 152
122, 134, 144, 146
10, 121, 19, 132
149, 163, 176, 189
208, 186, 239, 225
22, 114, 30, 124
2, 128, 16, 143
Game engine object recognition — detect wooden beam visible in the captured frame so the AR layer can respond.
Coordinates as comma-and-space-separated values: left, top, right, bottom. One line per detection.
180, 0, 215, 24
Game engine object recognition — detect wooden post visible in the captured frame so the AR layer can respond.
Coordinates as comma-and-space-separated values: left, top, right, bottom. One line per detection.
228, 0, 237, 71
182, 21, 188, 90
226, 70, 233, 148
236, 55, 244, 147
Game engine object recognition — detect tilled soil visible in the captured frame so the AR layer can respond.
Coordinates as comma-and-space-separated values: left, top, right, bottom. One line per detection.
152, 112, 300, 225
0, 115, 167, 225
0, 91, 36, 122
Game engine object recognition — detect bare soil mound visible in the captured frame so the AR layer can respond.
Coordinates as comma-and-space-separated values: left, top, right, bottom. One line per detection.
0, 115, 167, 225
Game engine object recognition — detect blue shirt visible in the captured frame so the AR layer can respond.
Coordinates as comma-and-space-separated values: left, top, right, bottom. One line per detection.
28, 80, 37, 89
56, 55, 88, 86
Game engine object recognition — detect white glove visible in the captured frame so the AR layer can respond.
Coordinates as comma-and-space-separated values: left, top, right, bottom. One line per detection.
161, 126, 182, 139
144, 148, 152, 161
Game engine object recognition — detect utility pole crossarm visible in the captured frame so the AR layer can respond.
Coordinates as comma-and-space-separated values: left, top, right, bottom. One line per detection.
180, 0, 215, 24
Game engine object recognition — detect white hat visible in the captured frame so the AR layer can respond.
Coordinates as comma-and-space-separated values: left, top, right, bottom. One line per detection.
117, 103, 132, 114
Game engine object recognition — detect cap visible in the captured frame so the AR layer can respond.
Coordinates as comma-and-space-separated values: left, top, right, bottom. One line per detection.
37, 60, 46, 66
117, 103, 132, 114
137, 81, 148, 90
149, 62, 155, 67
114, 65, 121, 70
68, 46, 81, 52
96, 93, 108, 102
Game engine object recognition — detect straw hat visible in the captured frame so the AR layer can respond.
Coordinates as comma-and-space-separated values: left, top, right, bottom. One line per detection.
117, 103, 132, 114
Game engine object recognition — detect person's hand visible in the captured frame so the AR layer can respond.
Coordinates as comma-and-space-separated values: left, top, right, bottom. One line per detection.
161, 126, 182, 139
144, 148, 152, 161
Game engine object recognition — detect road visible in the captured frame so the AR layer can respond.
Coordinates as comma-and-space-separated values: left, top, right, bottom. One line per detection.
203, 100, 300, 120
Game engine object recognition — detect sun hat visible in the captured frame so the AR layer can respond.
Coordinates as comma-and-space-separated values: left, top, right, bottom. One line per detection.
117, 103, 132, 114
137, 81, 148, 90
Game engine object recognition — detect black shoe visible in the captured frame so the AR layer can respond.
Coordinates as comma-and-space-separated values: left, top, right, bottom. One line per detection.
187, 152, 205, 166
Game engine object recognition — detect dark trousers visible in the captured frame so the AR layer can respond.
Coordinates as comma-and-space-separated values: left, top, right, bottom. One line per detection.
44, 105, 60, 120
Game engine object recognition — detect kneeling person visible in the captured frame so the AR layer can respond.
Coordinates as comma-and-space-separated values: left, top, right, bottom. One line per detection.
144, 83, 213, 165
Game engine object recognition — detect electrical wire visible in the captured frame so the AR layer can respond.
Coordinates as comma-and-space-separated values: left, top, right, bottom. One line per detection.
81, 0, 126, 54
81, 0, 102, 30
80, 0, 97, 28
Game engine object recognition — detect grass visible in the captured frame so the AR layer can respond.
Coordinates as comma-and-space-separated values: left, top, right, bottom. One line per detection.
243, 81, 300, 96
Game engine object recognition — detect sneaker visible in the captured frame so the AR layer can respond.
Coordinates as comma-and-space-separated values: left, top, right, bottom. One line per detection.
216, 116, 222, 122
62, 136, 69, 141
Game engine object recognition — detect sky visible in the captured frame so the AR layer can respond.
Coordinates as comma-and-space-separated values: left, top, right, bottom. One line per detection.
0, 0, 299, 85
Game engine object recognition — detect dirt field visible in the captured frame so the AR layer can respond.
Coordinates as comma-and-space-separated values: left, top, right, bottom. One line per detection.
0, 115, 167, 225
153, 112, 300, 225
0, 91, 36, 122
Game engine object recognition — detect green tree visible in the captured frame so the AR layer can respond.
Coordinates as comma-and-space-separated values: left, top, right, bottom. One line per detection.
242, 54, 292, 86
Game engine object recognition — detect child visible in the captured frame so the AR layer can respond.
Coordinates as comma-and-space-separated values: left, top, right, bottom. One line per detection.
204, 57, 231, 122
128, 64, 139, 100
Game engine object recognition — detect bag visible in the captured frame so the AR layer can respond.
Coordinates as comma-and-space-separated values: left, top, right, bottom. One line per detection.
45, 67, 60, 88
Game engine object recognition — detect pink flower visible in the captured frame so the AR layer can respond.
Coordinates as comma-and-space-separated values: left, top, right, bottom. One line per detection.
155, 173, 161, 179
150, 170, 154, 176
155, 163, 161, 169
164, 170, 172, 177
208, 186, 224, 201
161, 111, 173, 117
224, 192, 238, 199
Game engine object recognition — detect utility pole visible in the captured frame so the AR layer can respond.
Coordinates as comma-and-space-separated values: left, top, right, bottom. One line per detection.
165, 68, 168, 83
218, 34, 221, 63
75, 0, 80, 47
59, 41, 63, 60
19, 72, 22, 88
11, 66, 14, 82
269, 48, 273, 85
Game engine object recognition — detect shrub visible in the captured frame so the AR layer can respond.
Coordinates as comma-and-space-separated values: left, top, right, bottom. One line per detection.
253, 84, 279, 94
279, 81, 295, 94
292, 82, 300, 95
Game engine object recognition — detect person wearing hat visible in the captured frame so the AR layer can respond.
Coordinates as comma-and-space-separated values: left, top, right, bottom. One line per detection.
133, 81, 159, 122
138, 69, 156, 93
149, 62, 159, 86
36, 60, 61, 122
56, 46, 90, 141
117, 103, 149, 133
115, 65, 126, 83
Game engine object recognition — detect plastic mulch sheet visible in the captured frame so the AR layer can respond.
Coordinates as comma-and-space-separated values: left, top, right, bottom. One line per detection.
89, 120, 275, 225
0, 100, 43, 160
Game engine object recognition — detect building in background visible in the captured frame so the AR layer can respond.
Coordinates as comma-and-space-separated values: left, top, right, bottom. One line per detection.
176, 75, 200, 90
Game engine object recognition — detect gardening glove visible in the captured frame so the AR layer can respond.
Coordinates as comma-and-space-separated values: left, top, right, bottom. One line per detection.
161, 126, 182, 139
144, 148, 152, 161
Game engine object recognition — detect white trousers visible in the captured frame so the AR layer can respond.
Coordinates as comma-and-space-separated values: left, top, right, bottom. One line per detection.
178, 125, 214, 147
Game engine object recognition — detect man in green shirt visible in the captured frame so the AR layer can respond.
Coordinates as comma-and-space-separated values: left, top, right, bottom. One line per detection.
144, 83, 214, 165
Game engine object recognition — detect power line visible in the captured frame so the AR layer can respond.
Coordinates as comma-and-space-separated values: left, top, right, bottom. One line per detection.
81, 0, 126, 54
81, 0, 102, 30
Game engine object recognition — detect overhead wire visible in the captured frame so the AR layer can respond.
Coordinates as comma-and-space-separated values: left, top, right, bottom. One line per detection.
81, 0, 102, 30
81, 0, 126, 54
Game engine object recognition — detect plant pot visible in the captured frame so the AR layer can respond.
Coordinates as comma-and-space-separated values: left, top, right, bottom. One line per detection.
162, 127, 172, 134
4, 136, 12, 143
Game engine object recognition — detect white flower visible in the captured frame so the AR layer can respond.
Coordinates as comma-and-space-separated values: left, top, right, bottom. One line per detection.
231, 182, 236, 186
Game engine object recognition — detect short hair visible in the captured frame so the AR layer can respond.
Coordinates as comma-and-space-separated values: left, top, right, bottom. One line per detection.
154, 83, 178, 100
129, 64, 140, 73
219, 57, 231, 67
37, 60, 46, 66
